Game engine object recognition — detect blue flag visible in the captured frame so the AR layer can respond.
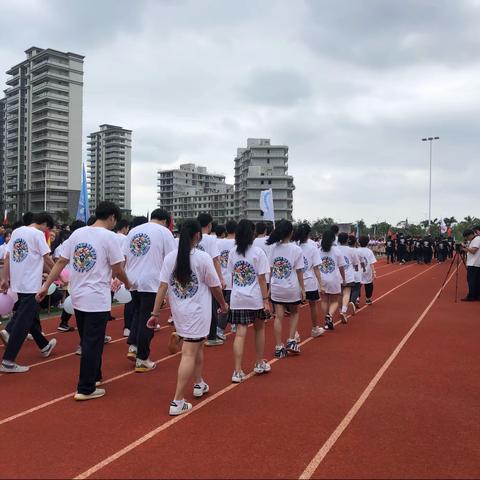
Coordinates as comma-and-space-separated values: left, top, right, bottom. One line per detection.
76, 161, 90, 223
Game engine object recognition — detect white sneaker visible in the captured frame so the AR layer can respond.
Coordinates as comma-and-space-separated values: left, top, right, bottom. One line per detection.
340, 312, 348, 324
0, 328, 9, 346
74, 388, 106, 401
26, 333, 33, 341
254, 360, 271, 374
135, 358, 156, 373
294, 331, 301, 343
41, 338, 57, 358
167, 317, 174, 325
349, 301, 356, 315
123, 328, 130, 337
231, 371, 246, 383
311, 326, 325, 338
193, 382, 209, 398
127, 344, 137, 361
75, 345, 82, 356
104, 335, 112, 344
169, 400, 192, 416
0, 361, 29, 373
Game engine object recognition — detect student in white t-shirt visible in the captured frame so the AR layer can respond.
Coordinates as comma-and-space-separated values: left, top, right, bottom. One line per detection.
147, 219, 228, 416
266, 220, 306, 358
0, 213, 57, 374
196, 213, 225, 347
0, 229, 11, 263
216, 220, 237, 340
123, 209, 176, 372
227, 220, 271, 383
347, 235, 365, 308
337, 232, 359, 323
318, 231, 346, 331
462, 229, 480, 301
38, 202, 131, 401
357, 235, 377, 305
294, 224, 325, 338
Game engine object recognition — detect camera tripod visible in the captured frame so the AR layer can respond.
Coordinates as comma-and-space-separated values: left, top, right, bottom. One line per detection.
439, 249, 467, 302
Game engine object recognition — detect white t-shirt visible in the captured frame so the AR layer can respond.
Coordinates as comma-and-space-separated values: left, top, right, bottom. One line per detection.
269, 242, 304, 303
0, 243, 8, 260
357, 247, 377, 284
467, 236, 480, 267
8, 226, 50, 294
349, 247, 362, 283
227, 245, 269, 310
124, 222, 176, 292
197, 233, 220, 259
61, 226, 124, 312
160, 248, 220, 339
336, 244, 357, 284
298, 240, 321, 292
253, 237, 271, 282
217, 238, 236, 290
115, 232, 127, 255
318, 246, 346, 295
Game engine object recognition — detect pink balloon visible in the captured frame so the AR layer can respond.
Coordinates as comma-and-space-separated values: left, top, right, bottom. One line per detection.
60, 268, 70, 282
7, 289, 18, 304
0, 293, 15, 316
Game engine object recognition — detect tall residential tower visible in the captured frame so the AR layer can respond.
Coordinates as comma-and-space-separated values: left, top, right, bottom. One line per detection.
2, 47, 84, 216
234, 138, 294, 222
87, 124, 132, 213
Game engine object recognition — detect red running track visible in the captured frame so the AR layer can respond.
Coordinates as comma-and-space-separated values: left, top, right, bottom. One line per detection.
0, 261, 478, 479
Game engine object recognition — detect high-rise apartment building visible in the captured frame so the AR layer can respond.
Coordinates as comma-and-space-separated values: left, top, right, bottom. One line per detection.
157, 163, 234, 224
234, 138, 294, 221
87, 124, 132, 212
2, 46, 84, 216
0, 98, 5, 211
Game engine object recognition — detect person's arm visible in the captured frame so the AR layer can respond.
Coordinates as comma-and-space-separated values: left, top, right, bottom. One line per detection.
111, 262, 132, 290
36, 257, 69, 301
43, 253, 54, 274
313, 265, 322, 291
212, 256, 226, 290
0, 252, 10, 292
258, 273, 270, 313
211, 285, 229, 313
296, 269, 306, 302
339, 265, 346, 284
146, 282, 169, 329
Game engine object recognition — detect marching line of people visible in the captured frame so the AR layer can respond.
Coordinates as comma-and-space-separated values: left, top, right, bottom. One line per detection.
0, 205, 380, 416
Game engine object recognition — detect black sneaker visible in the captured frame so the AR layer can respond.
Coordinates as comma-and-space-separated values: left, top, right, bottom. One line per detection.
366, 298, 373, 305
57, 324, 75, 332
324, 320, 334, 331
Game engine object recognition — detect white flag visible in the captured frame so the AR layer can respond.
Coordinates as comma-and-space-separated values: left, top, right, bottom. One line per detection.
260, 189, 275, 222
440, 217, 447, 234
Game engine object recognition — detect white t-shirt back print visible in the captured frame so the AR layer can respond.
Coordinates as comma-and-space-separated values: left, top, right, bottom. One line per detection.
217, 238, 236, 290
61, 226, 124, 312
357, 247, 377, 284
160, 249, 220, 339
318, 246, 346, 295
8, 226, 50, 294
298, 239, 322, 292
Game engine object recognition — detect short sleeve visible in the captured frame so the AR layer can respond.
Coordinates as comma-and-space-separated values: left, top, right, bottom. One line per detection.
293, 246, 304, 271
256, 249, 269, 276
312, 245, 322, 267
123, 235, 131, 257
37, 231, 51, 257
107, 233, 125, 266
159, 256, 172, 284
203, 254, 221, 288
336, 249, 347, 267
368, 250, 377, 264
164, 230, 177, 256
226, 248, 235, 276
60, 238, 71, 261
209, 237, 220, 259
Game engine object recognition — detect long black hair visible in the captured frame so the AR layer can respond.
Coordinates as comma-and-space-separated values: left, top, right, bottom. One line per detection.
266, 219, 293, 245
338, 232, 349, 245
321, 230, 335, 252
294, 223, 311, 244
235, 219, 255, 256
174, 219, 201, 286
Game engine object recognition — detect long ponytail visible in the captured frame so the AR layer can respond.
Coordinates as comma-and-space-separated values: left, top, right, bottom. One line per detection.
174, 219, 201, 286
266, 219, 293, 246
321, 230, 334, 252
236, 219, 255, 256
293, 223, 311, 244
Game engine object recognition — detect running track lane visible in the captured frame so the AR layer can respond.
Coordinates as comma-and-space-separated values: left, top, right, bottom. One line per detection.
72, 264, 447, 479
307, 267, 480, 479
0, 263, 426, 478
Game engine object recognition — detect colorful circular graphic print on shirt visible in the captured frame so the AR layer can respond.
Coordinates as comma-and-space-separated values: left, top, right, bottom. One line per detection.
272, 256, 292, 280
319, 256, 336, 274
170, 272, 199, 299
12, 238, 28, 263
233, 260, 256, 287
343, 256, 350, 270
129, 233, 151, 257
220, 249, 230, 269
73, 243, 97, 273
301, 255, 309, 273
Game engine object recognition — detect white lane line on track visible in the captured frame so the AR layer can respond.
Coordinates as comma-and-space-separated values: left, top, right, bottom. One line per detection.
73, 264, 438, 480
298, 265, 454, 479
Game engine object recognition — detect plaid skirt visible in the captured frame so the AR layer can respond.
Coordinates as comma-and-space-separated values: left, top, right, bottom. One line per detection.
230, 309, 271, 325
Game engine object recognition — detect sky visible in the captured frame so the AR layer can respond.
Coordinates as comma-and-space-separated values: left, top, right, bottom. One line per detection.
1, 0, 479, 225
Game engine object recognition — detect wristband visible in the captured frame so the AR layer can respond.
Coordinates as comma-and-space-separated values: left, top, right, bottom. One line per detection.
150, 312, 160, 317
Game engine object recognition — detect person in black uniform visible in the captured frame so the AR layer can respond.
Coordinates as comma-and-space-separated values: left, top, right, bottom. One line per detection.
436, 236, 449, 263
385, 235, 395, 263
406, 236, 414, 262
414, 237, 423, 263
447, 236, 454, 259
422, 236, 434, 264
397, 234, 407, 264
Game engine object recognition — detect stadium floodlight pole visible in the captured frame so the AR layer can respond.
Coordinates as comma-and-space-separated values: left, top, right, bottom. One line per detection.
421, 136, 440, 230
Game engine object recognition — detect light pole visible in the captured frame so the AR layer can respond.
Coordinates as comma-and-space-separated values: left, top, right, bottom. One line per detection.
421, 136, 439, 230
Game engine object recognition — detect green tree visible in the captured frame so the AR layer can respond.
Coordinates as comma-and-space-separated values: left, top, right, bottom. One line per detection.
311, 217, 335, 236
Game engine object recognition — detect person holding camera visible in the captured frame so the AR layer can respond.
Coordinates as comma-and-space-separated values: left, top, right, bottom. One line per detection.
461, 228, 480, 301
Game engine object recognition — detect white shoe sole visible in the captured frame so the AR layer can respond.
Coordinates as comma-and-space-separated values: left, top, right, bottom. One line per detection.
74, 389, 105, 401
193, 385, 209, 398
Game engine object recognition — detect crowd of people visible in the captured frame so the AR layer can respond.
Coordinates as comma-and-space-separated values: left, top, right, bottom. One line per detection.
0, 203, 477, 416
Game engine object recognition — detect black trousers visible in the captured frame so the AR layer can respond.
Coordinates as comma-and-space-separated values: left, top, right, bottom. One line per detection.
128, 291, 156, 360
466, 266, 480, 300
218, 290, 231, 330
363, 283, 374, 299
208, 295, 219, 340
75, 309, 109, 395
386, 250, 395, 263
3, 293, 49, 363
350, 282, 361, 303
397, 248, 406, 262
123, 300, 134, 330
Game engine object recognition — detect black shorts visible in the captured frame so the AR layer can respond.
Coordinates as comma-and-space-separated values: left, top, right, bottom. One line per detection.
342, 282, 356, 288
305, 290, 320, 301
180, 336, 205, 343
270, 299, 302, 307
